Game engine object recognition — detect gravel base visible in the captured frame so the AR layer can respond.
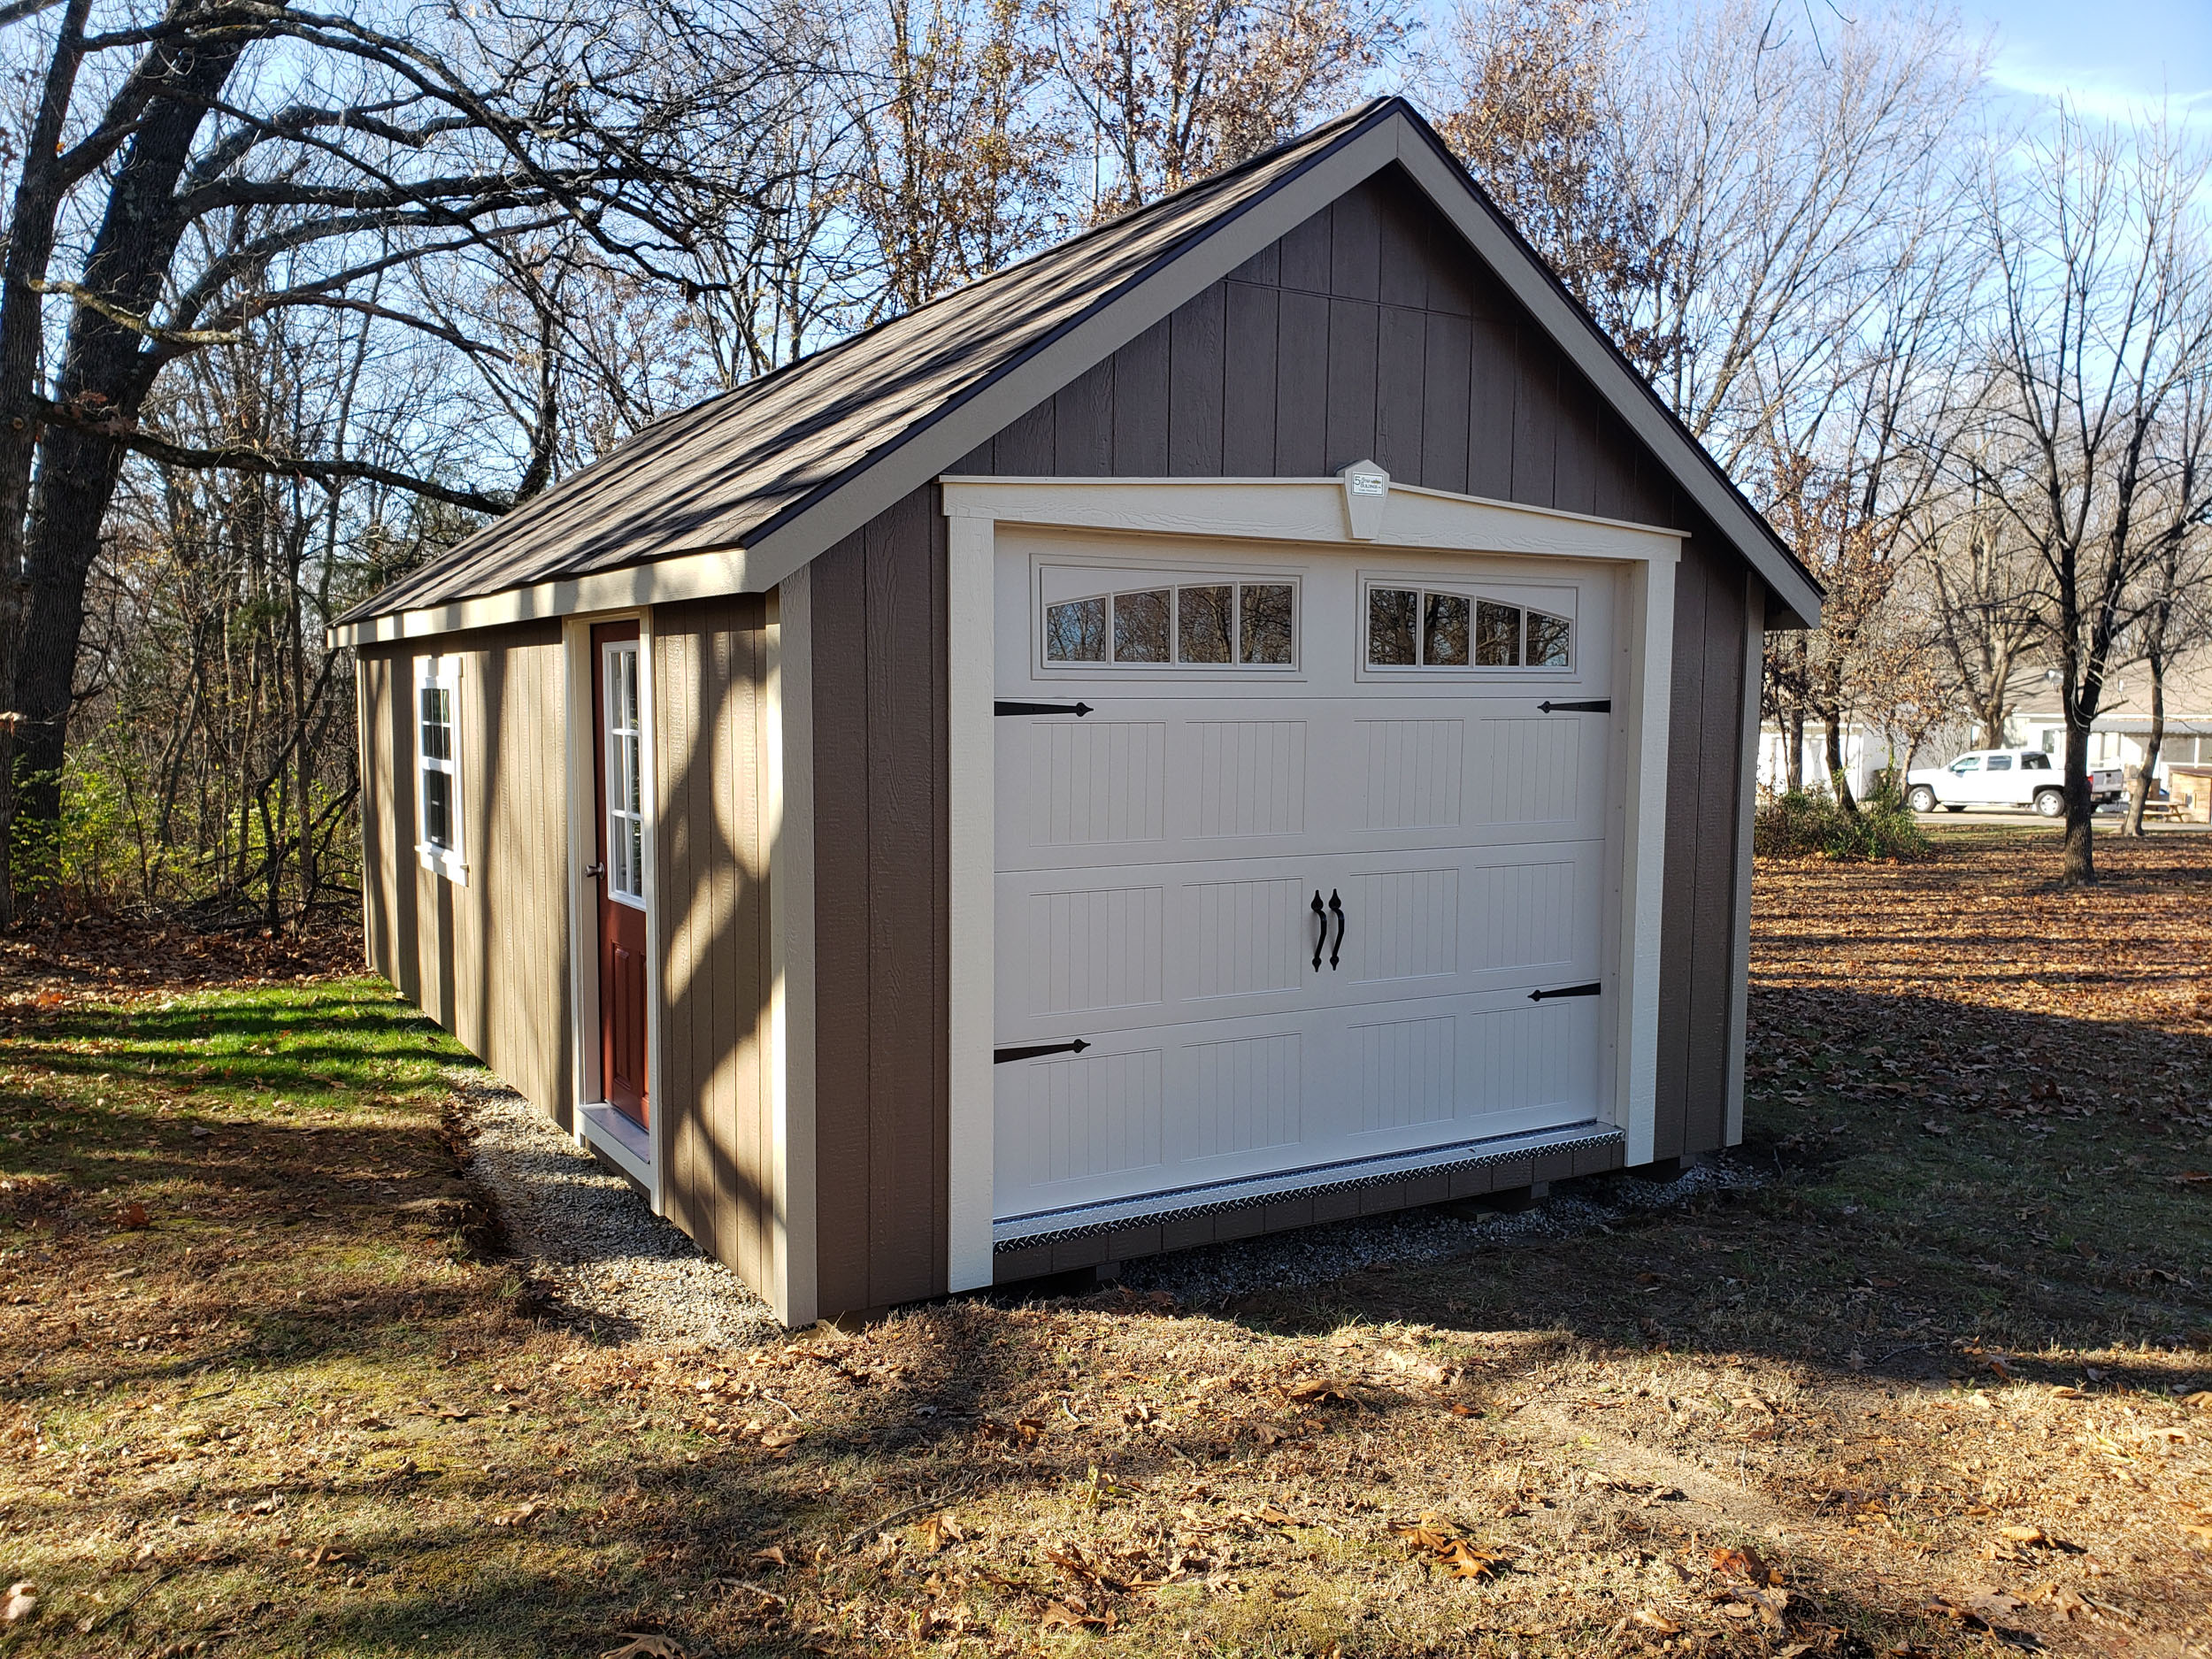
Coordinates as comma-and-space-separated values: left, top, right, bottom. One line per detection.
1104, 1157, 1763, 1308
454, 1072, 779, 1348
458, 1066, 1761, 1333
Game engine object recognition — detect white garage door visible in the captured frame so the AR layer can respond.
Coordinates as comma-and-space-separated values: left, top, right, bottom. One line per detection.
992, 529, 1622, 1228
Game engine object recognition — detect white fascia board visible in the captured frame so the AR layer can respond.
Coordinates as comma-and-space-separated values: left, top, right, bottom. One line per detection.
1386, 127, 1824, 631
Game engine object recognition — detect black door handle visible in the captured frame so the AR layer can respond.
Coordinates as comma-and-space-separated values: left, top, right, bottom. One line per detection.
1310, 890, 1326, 972
1327, 889, 1345, 970
583, 862, 604, 879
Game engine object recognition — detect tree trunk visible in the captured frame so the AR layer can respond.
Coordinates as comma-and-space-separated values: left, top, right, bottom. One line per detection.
2061, 716, 2096, 884
1824, 710, 1859, 814
10, 17, 250, 854
1786, 709, 1805, 792
0, 0, 96, 927
2124, 659, 2165, 838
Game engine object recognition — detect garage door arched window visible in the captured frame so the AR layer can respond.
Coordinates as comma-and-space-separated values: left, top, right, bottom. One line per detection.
1043, 580, 1297, 668
1364, 582, 1572, 672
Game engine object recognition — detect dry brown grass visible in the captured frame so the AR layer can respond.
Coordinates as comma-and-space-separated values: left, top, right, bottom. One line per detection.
2, 829, 2209, 1657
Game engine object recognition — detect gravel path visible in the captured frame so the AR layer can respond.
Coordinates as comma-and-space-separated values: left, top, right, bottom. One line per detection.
454, 1072, 780, 1348
458, 1069, 1762, 1334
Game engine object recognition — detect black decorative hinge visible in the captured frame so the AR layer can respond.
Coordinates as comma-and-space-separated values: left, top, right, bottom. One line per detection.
994, 1039, 1090, 1064
995, 700, 1093, 718
1537, 699, 1610, 714
1528, 982, 1602, 1002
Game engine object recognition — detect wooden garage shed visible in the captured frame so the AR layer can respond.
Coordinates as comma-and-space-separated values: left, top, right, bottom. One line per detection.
334, 97, 1822, 1328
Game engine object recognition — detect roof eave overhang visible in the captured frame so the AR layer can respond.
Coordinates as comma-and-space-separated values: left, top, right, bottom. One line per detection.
332, 105, 1820, 649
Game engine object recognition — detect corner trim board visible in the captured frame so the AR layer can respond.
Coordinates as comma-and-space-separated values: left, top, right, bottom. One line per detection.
945, 509, 999, 1294
766, 572, 821, 1326
1724, 571, 1765, 1146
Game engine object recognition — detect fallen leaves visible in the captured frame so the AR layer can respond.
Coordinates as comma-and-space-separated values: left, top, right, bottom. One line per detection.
599, 1636, 686, 1659
914, 1511, 964, 1554
3, 1583, 34, 1624
1388, 1515, 1509, 1579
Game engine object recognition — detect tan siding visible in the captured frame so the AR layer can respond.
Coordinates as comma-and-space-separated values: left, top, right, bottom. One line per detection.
356, 625, 572, 1127
651, 598, 775, 1297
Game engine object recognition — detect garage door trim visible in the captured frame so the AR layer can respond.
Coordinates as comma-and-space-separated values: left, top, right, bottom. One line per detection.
943, 470, 1680, 1293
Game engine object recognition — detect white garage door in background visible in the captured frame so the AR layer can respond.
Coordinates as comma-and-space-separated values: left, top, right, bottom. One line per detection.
992, 527, 1623, 1229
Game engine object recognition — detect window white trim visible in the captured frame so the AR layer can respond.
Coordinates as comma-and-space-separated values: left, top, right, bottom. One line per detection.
941, 472, 1680, 1293
413, 653, 467, 885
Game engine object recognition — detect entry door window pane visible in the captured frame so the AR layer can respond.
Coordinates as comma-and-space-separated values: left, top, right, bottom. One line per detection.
604, 642, 645, 903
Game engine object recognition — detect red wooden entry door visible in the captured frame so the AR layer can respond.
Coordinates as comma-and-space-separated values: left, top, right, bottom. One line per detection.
592, 622, 649, 1127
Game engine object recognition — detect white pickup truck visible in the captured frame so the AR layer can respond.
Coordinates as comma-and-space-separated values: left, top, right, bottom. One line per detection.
1904, 748, 2125, 818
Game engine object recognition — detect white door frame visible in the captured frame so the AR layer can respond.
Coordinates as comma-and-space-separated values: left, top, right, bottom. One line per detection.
562, 610, 667, 1211
942, 471, 1680, 1293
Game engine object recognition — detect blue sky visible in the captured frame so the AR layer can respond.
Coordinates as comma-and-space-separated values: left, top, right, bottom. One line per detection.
1969, 0, 2212, 123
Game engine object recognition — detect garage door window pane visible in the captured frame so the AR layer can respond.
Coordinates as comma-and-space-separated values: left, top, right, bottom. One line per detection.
1177, 585, 1233, 663
1240, 584, 1294, 664
1526, 610, 1571, 667
1475, 600, 1521, 666
1425, 593, 1471, 665
1369, 588, 1417, 664
1114, 589, 1171, 662
1046, 597, 1106, 661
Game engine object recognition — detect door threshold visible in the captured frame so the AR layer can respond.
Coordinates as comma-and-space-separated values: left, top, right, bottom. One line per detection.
993, 1119, 1624, 1250
580, 1102, 653, 1188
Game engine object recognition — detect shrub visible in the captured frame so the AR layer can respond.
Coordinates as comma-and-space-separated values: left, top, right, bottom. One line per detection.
1754, 782, 1929, 863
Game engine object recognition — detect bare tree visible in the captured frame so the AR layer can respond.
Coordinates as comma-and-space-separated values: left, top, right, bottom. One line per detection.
1907, 468, 2044, 749
1955, 109, 2212, 883
0, 0, 831, 922
2120, 512, 2212, 835
1053, 0, 1407, 218
850, 0, 1072, 316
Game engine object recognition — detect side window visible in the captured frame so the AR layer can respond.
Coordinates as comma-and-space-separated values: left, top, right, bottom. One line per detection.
2021, 752, 2051, 771
1365, 583, 1572, 670
415, 655, 465, 882
1985, 755, 2013, 772
1951, 756, 1980, 773
1044, 580, 1296, 668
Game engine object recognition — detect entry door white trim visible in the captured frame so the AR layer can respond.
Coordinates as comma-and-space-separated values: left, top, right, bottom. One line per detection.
562, 610, 667, 1215
941, 472, 1679, 1292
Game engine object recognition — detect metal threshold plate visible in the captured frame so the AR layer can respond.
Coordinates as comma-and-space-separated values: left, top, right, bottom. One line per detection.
992, 1119, 1624, 1251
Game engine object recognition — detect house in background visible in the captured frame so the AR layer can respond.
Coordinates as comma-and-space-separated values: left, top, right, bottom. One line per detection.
2017, 648, 2212, 791
332, 99, 1822, 1327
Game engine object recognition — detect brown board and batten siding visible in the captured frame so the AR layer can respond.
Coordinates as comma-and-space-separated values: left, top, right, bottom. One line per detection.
808, 163, 1763, 1293
649, 597, 779, 1294
808, 493, 953, 1317
357, 624, 573, 1124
